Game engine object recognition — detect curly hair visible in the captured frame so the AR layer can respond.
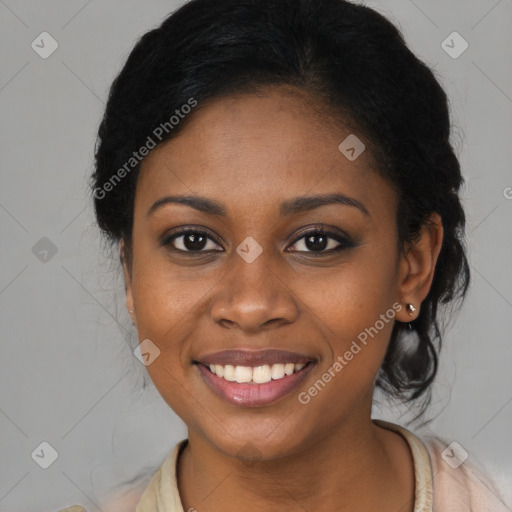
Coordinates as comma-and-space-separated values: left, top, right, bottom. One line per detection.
91, 0, 470, 418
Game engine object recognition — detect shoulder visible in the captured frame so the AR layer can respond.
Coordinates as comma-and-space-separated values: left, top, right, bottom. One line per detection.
98, 472, 155, 512
374, 419, 510, 511
59, 479, 150, 512
97, 440, 187, 512
58, 476, 151, 512
420, 435, 510, 511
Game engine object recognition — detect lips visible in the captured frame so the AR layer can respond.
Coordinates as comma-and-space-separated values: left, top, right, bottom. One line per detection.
193, 349, 316, 407
196, 349, 314, 367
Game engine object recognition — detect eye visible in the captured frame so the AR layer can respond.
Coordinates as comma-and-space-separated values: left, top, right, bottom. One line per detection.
162, 229, 223, 253
162, 226, 355, 255
288, 228, 354, 254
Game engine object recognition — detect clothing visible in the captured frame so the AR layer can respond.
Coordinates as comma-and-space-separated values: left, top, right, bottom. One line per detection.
63, 419, 510, 511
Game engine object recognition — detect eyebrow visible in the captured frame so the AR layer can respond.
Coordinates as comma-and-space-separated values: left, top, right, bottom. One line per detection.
147, 193, 369, 218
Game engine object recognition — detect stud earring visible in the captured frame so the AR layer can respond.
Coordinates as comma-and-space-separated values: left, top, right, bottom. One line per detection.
406, 303, 416, 317
128, 309, 134, 314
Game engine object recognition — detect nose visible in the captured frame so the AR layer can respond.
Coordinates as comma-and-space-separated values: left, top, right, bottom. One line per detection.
209, 248, 300, 332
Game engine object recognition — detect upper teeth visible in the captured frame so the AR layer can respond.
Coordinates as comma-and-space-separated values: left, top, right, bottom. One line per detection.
208, 363, 306, 384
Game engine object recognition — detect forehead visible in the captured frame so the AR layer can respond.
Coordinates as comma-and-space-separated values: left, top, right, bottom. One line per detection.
136, 87, 395, 219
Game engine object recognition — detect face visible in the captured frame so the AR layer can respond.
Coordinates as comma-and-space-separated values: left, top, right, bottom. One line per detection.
122, 86, 438, 459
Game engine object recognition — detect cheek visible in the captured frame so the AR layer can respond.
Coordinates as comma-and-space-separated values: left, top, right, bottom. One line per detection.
131, 267, 208, 375
298, 246, 399, 341
131, 247, 214, 340
294, 287, 398, 430
130, 263, 207, 424
129, 248, 222, 412
294, 248, 399, 392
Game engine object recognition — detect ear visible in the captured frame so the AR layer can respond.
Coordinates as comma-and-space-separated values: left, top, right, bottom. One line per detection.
120, 239, 135, 324
395, 213, 443, 323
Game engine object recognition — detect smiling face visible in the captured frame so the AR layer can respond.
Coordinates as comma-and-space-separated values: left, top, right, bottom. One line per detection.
122, 85, 436, 459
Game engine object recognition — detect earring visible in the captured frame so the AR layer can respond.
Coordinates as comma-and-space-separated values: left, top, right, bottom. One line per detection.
406, 303, 416, 317
128, 310, 134, 314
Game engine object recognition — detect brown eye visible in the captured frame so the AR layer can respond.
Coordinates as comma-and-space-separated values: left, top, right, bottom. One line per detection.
288, 228, 355, 253
163, 229, 223, 253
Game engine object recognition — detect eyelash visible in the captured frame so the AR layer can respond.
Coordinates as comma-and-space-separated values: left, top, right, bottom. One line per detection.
162, 227, 355, 255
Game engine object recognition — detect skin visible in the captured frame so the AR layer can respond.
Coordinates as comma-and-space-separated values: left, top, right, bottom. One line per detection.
121, 85, 443, 512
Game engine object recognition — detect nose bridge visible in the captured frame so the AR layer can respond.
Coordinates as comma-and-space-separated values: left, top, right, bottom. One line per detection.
209, 242, 298, 330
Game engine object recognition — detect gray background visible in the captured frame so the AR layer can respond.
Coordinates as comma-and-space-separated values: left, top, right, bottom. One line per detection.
1, 0, 511, 510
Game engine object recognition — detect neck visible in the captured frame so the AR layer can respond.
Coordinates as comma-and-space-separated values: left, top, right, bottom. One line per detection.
177, 412, 415, 512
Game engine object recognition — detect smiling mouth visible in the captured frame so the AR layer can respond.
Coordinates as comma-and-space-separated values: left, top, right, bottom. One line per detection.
199, 361, 311, 384
193, 348, 316, 407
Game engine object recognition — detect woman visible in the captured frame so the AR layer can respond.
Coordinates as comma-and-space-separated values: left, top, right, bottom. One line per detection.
69, 0, 508, 510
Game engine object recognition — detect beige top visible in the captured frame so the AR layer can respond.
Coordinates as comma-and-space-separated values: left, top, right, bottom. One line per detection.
62, 419, 510, 512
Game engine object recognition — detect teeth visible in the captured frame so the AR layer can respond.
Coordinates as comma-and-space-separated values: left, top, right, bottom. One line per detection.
284, 363, 295, 375
270, 363, 285, 380
253, 365, 272, 384
206, 362, 308, 383
223, 365, 236, 381
234, 366, 252, 383
214, 364, 224, 378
